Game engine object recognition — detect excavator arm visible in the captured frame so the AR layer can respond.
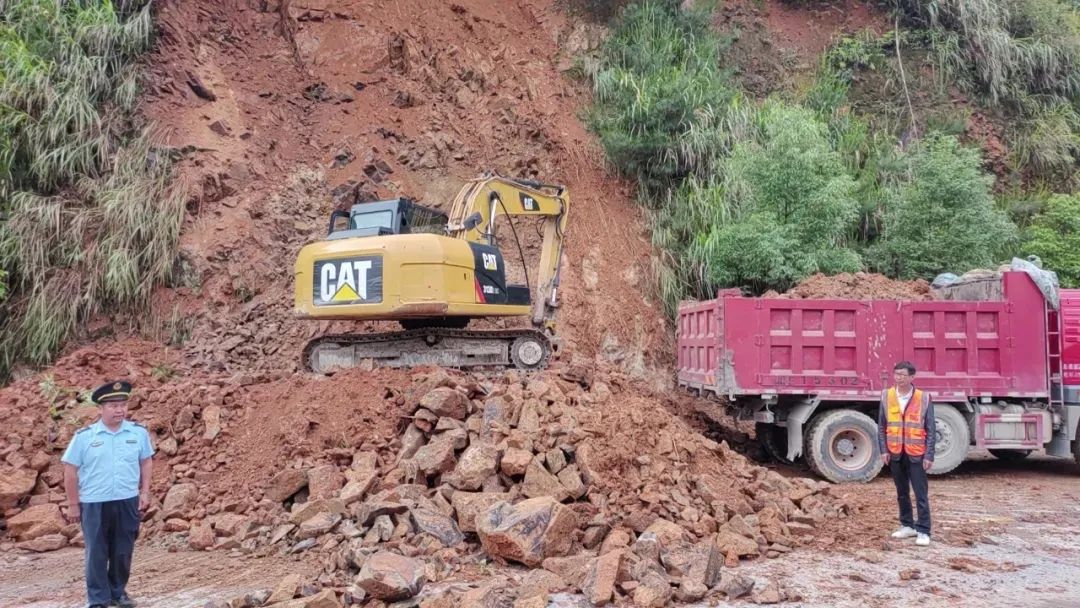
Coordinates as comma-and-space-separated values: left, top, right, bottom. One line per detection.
446, 173, 569, 328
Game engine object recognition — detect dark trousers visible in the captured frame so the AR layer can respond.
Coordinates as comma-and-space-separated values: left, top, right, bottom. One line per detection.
890, 454, 931, 535
81, 497, 140, 605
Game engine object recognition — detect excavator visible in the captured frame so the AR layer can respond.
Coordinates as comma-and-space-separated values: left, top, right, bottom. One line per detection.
293, 172, 569, 373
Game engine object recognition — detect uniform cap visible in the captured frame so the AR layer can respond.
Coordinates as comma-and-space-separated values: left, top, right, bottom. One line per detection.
91, 380, 132, 404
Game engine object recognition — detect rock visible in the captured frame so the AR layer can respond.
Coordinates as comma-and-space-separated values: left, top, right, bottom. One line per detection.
513, 597, 546, 608
159, 436, 179, 456
355, 499, 409, 527
644, 519, 689, 549
16, 533, 67, 552
752, 580, 782, 604
0, 468, 37, 509
500, 448, 532, 477
600, 528, 632, 555
545, 448, 567, 474
270, 524, 295, 544
203, 405, 222, 441
266, 574, 301, 604
297, 511, 342, 540
189, 521, 215, 550
419, 388, 469, 419
521, 459, 570, 502
519, 569, 567, 600
575, 442, 600, 486
677, 580, 708, 602
398, 424, 426, 462
540, 555, 593, 590
582, 550, 622, 605
447, 443, 498, 491
477, 497, 578, 567
7, 503, 65, 540
265, 469, 308, 502
717, 572, 755, 599
714, 527, 759, 557
163, 483, 199, 518
410, 507, 464, 547
450, 492, 510, 534
557, 465, 587, 499
307, 465, 345, 500
210, 513, 248, 536
290, 499, 346, 525
164, 518, 191, 532
632, 571, 672, 607
272, 589, 341, 608
581, 524, 609, 550
356, 551, 426, 600
411, 437, 457, 477
458, 582, 514, 607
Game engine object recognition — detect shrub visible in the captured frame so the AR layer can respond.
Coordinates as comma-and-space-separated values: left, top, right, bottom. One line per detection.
0, 0, 183, 379
1024, 193, 1080, 286
589, 0, 734, 194
870, 134, 1016, 278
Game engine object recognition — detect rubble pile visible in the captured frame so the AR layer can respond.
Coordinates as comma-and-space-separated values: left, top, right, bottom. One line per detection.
765, 272, 932, 300
1, 350, 846, 605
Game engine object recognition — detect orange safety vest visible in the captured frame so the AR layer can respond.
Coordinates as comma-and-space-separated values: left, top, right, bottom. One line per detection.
884, 387, 928, 457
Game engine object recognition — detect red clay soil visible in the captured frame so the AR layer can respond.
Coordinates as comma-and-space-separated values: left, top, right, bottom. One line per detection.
134, 0, 667, 380
768, 272, 933, 300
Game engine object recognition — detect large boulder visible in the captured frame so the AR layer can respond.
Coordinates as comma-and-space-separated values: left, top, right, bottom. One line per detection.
449, 491, 510, 533
410, 507, 464, 547
265, 469, 308, 502
476, 497, 578, 567
418, 388, 469, 419
521, 459, 570, 502
0, 468, 38, 509
7, 503, 65, 540
307, 465, 345, 500
411, 436, 457, 477
162, 483, 198, 519
356, 551, 426, 600
446, 443, 498, 491
582, 550, 623, 606
17, 533, 68, 552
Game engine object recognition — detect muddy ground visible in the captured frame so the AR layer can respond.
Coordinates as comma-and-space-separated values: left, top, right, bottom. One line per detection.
4, 452, 1075, 608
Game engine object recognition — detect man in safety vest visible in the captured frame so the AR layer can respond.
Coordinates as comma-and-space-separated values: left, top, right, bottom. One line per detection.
878, 361, 936, 546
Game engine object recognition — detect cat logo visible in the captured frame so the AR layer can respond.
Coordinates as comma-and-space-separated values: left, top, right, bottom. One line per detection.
313, 256, 383, 306
520, 192, 539, 211
482, 252, 498, 271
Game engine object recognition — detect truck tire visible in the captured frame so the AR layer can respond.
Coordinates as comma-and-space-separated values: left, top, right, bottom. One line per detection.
756, 423, 794, 465
804, 409, 883, 483
928, 404, 968, 475
989, 449, 1031, 461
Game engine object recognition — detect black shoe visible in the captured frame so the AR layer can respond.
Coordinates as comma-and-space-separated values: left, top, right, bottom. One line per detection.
88, 604, 109, 608
114, 596, 136, 608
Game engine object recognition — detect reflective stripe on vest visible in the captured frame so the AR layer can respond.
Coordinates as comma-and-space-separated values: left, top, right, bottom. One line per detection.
884, 388, 927, 457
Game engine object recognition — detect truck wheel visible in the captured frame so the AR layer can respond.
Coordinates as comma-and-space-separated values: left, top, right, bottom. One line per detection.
756, 423, 794, 465
988, 449, 1031, 461
805, 409, 882, 483
928, 404, 968, 475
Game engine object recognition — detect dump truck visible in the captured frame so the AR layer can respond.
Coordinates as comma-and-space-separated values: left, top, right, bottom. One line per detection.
676, 270, 1080, 483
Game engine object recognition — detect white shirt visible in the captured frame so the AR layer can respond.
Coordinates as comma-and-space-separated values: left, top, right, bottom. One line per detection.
897, 387, 914, 414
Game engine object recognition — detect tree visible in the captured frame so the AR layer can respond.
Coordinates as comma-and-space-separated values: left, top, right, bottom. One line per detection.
870, 134, 1015, 279
1025, 193, 1080, 287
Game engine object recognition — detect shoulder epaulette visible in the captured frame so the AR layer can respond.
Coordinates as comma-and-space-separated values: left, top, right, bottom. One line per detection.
75, 426, 92, 434
131, 421, 146, 428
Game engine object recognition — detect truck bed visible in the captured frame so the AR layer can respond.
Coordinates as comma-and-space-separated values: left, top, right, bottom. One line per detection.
678, 272, 1053, 403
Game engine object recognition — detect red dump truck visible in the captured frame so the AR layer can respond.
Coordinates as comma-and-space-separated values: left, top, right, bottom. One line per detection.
676, 271, 1080, 483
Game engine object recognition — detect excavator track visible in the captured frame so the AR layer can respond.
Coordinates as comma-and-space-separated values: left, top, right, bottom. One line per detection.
302, 327, 552, 374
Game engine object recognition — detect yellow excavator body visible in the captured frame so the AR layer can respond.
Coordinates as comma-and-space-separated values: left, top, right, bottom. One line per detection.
293, 173, 568, 372
293, 233, 529, 321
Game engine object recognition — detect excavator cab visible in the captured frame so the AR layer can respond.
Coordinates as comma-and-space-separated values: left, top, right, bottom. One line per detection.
326, 198, 448, 239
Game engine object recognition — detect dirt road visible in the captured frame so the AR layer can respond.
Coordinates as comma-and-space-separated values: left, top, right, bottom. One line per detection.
3, 453, 1074, 608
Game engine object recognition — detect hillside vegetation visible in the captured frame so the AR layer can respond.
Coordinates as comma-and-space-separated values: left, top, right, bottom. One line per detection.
0, 0, 183, 380
589, 0, 1080, 314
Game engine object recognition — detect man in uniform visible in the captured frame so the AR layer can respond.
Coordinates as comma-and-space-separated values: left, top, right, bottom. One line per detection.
878, 361, 936, 547
62, 381, 154, 608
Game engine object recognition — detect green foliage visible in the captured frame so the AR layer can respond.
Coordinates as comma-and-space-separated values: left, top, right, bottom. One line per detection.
1024, 193, 1080, 286
589, 0, 735, 194
824, 30, 888, 80
898, 0, 1080, 182
870, 134, 1016, 278
689, 104, 863, 291
0, 1, 184, 380
0, 268, 7, 302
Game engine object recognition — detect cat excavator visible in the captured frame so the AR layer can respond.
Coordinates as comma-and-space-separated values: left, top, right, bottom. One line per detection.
293, 172, 569, 373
